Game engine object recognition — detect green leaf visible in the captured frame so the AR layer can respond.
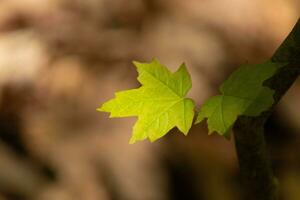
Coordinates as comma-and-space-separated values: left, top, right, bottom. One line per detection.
98, 59, 195, 144
195, 60, 283, 138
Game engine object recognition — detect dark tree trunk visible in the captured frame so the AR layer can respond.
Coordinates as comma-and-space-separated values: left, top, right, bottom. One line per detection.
233, 18, 300, 200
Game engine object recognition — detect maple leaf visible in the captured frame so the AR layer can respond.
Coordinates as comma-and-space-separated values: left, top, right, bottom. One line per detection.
98, 59, 195, 143
195, 60, 283, 138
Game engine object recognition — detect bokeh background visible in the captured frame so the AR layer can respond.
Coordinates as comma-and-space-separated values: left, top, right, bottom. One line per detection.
0, 0, 299, 199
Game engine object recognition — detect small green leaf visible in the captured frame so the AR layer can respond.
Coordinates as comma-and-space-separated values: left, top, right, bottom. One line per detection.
195, 60, 283, 137
98, 59, 195, 144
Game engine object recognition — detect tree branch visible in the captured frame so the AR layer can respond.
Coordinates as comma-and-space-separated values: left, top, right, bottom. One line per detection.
233, 18, 300, 200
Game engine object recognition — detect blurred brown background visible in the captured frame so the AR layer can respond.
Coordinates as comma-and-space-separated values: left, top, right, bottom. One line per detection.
0, 0, 299, 199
